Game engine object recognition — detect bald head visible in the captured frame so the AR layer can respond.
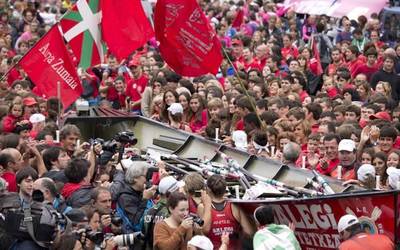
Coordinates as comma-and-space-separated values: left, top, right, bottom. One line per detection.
33, 177, 57, 202
1, 148, 22, 172
282, 142, 301, 164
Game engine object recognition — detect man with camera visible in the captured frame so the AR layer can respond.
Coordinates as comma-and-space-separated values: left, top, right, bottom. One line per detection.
33, 177, 71, 214
111, 161, 157, 234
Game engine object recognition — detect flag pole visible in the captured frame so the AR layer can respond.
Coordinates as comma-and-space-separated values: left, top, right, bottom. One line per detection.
57, 81, 61, 126
220, 46, 267, 130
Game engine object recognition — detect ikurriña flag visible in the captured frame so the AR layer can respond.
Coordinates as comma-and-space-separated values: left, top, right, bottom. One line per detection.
59, 0, 105, 70
19, 26, 83, 109
101, 0, 154, 61
154, 0, 223, 77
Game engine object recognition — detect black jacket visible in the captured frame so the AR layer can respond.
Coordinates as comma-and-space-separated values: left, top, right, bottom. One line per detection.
370, 69, 400, 102
116, 181, 149, 226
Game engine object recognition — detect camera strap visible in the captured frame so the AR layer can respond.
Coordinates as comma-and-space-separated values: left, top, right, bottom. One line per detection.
23, 205, 49, 248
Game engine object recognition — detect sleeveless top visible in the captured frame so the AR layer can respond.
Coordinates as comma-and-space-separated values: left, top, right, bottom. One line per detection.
207, 201, 241, 250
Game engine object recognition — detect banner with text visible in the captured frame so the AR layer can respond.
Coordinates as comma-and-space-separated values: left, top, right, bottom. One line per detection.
19, 26, 83, 109
236, 191, 397, 250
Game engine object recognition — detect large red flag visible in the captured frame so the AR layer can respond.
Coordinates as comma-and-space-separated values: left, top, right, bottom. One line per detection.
154, 0, 223, 77
101, 0, 154, 60
19, 26, 83, 108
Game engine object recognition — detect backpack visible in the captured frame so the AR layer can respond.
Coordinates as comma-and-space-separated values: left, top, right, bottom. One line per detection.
66, 185, 93, 208
142, 202, 169, 250
0, 192, 68, 249
115, 192, 154, 234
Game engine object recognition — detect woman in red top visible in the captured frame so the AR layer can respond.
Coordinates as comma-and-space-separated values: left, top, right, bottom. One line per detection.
200, 175, 255, 250
281, 34, 299, 62
188, 94, 207, 133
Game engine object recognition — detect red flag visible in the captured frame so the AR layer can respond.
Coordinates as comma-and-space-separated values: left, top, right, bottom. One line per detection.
232, 9, 244, 29
155, 0, 223, 77
101, 0, 154, 60
19, 26, 83, 108
310, 36, 323, 75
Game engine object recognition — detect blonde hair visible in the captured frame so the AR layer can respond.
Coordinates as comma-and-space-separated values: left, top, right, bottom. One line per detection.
207, 98, 223, 109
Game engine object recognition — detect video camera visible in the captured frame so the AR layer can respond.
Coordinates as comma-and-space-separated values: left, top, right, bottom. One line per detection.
98, 131, 138, 165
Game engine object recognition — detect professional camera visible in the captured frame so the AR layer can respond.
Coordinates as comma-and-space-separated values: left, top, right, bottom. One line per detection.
74, 227, 104, 245
189, 213, 204, 226
90, 138, 105, 146
110, 211, 122, 226
114, 131, 137, 145
103, 232, 143, 247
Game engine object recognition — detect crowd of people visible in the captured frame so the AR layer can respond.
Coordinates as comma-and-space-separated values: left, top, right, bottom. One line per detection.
0, 0, 399, 249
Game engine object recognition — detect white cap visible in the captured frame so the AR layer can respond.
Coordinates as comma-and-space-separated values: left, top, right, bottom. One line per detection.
158, 176, 179, 195
29, 113, 46, 124
357, 164, 376, 182
387, 167, 400, 189
232, 130, 247, 150
338, 214, 359, 233
338, 139, 356, 152
167, 103, 183, 115
188, 236, 214, 250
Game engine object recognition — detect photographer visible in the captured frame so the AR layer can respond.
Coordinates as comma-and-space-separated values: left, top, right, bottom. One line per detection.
113, 161, 157, 233
154, 191, 202, 250
61, 158, 94, 208
143, 176, 181, 249
33, 177, 70, 214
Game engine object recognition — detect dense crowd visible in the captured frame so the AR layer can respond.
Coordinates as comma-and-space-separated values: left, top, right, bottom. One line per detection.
0, 0, 399, 249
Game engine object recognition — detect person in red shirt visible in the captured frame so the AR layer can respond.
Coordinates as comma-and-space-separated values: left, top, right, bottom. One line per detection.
326, 47, 344, 76
337, 214, 394, 250
236, 47, 259, 72
344, 45, 362, 79
353, 47, 379, 81
0, 148, 24, 192
331, 139, 358, 181
255, 44, 268, 70
2, 103, 23, 133
125, 58, 149, 114
281, 34, 299, 62
201, 175, 254, 250
189, 93, 208, 133
315, 134, 340, 176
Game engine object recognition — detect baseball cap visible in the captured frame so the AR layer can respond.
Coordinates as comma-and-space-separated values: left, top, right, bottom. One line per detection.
338, 139, 356, 152
232, 130, 247, 150
158, 176, 179, 194
357, 164, 376, 182
337, 214, 359, 233
387, 167, 400, 189
167, 103, 183, 115
188, 236, 214, 250
29, 113, 46, 124
232, 38, 243, 46
370, 112, 391, 121
23, 97, 38, 106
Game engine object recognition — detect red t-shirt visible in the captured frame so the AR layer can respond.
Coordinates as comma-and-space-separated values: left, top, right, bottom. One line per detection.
339, 233, 394, 250
316, 158, 339, 176
352, 63, 379, 81
2, 171, 17, 192
126, 75, 148, 110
